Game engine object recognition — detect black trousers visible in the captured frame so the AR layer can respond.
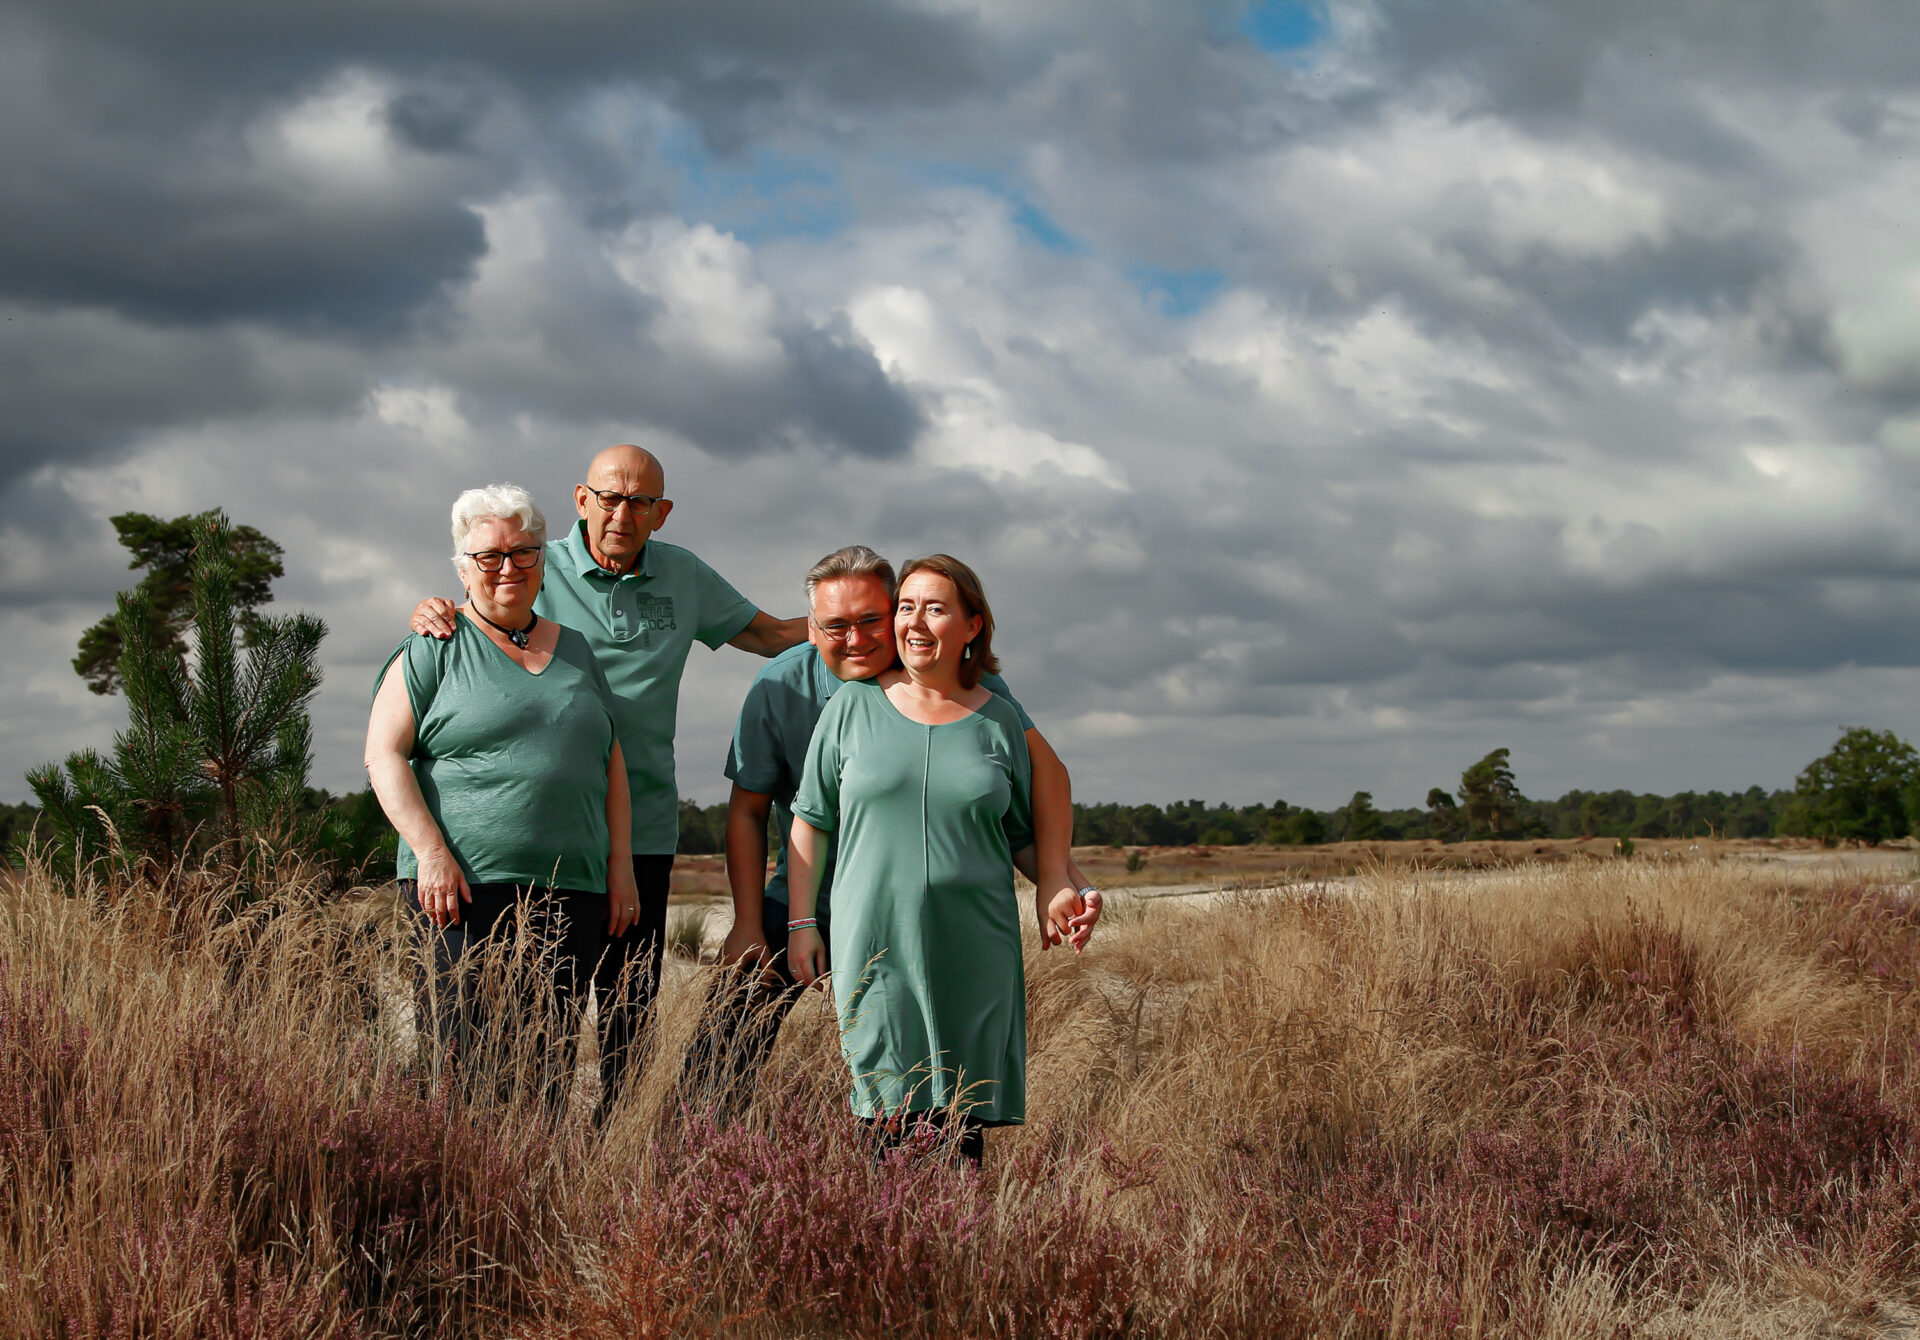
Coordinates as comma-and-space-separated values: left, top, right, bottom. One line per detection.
404, 879, 606, 1108
677, 895, 824, 1123
595, 853, 675, 1108
864, 1109, 986, 1167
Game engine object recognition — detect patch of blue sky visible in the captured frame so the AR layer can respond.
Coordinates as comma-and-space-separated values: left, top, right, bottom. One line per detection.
1239, 0, 1325, 54
1131, 265, 1229, 317
902, 161, 1090, 254
657, 124, 853, 243
1010, 197, 1087, 255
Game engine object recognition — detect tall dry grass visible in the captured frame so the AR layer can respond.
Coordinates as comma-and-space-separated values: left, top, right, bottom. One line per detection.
3, 851, 1918, 1337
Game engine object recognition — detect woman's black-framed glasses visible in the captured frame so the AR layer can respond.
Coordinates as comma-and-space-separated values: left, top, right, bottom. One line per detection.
583, 485, 660, 512
464, 545, 544, 572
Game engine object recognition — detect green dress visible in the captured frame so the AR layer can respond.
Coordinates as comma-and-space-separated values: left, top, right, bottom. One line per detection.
791, 678, 1034, 1125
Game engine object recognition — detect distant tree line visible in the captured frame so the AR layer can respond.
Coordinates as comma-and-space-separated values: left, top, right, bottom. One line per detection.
1070, 785, 1794, 847
1071, 731, 1920, 848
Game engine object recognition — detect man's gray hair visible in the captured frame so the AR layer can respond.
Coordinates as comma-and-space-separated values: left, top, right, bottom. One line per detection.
804, 545, 896, 608
450, 483, 546, 566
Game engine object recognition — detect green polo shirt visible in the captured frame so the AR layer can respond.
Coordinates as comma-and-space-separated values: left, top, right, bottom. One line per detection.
725, 641, 1034, 908
536, 520, 759, 854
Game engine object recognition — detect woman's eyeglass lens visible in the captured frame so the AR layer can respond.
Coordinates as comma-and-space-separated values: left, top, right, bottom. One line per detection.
813, 614, 887, 641
466, 546, 543, 572
586, 486, 658, 512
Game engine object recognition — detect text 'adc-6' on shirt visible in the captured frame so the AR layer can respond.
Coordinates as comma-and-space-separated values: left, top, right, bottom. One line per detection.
381, 617, 618, 893
536, 520, 758, 855
725, 641, 1035, 910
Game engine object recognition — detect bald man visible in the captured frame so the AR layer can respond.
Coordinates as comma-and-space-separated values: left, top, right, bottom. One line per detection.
411, 445, 804, 1107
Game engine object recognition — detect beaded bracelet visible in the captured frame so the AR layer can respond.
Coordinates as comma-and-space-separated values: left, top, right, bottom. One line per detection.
787, 917, 818, 931
1077, 886, 1099, 900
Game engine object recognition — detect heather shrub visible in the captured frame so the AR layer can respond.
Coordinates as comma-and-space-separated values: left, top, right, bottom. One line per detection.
6, 851, 1920, 1337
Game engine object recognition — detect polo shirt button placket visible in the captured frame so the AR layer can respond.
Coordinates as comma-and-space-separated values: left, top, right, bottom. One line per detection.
609, 581, 633, 642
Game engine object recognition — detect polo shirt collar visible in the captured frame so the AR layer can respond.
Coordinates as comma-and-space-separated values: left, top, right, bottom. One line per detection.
563, 518, 655, 581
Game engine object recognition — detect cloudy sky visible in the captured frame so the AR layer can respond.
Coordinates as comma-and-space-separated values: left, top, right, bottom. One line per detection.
7, 0, 1920, 812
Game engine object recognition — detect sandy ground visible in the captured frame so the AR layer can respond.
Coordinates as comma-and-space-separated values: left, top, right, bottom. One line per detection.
661, 835, 1920, 950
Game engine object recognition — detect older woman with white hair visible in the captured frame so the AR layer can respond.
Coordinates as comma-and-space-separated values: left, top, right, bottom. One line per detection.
366, 483, 640, 1106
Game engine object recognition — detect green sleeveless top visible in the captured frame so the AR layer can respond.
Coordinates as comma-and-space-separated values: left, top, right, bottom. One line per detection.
380, 618, 619, 892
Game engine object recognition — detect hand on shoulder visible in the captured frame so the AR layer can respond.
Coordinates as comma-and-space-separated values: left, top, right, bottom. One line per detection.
410, 595, 459, 640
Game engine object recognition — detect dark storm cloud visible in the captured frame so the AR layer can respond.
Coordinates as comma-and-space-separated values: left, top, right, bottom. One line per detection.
0, 19, 497, 332
10, 0, 995, 140
0, 0, 933, 490
0, 305, 369, 481
1367, 0, 1920, 128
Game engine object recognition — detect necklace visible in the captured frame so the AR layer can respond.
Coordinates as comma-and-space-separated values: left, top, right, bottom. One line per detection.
471, 606, 538, 650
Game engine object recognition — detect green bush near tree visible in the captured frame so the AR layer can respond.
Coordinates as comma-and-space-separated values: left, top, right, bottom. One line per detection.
1778, 726, 1920, 846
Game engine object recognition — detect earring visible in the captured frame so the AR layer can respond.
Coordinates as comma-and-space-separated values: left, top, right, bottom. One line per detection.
962, 644, 972, 661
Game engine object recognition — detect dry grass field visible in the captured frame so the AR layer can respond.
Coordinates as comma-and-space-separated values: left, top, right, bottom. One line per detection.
4, 848, 1919, 1337
667, 836, 1910, 903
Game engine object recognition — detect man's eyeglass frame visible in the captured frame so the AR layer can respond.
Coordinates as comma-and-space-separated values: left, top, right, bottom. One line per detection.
583, 485, 661, 513
464, 545, 544, 572
811, 613, 888, 642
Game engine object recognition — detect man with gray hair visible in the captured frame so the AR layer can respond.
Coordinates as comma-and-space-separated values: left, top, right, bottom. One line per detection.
679, 543, 1097, 1119
411, 444, 805, 1108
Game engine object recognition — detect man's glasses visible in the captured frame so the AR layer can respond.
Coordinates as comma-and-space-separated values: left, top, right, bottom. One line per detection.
464, 545, 543, 572
812, 613, 888, 642
583, 486, 660, 513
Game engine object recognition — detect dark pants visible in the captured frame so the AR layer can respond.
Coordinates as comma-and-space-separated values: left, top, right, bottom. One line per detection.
594, 853, 675, 1110
404, 879, 606, 1109
863, 1110, 986, 1167
677, 895, 822, 1123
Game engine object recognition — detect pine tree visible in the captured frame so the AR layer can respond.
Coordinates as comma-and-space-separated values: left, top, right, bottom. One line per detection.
1458, 748, 1520, 838
72, 510, 284, 695
184, 518, 326, 834
24, 512, 326, 880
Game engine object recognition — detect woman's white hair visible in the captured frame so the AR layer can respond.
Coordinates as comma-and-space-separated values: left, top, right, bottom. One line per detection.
450, 483, 547, 567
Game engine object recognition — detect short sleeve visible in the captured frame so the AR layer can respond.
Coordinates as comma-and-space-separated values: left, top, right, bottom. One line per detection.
979, 671, 1036, 732
725, 675, 786, 795
376, 635, 444, 736
790, 687, 851, 833
691, 556, 760, 650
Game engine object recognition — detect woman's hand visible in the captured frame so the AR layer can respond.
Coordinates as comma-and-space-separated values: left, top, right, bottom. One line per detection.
416, 846, 471, 928
790, 927, 829, 989
1067, 887, 1103, 952
607, 862, 640, 937
1038, 885, 1101, 953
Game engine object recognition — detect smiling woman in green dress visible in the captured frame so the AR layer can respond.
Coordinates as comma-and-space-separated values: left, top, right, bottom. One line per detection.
786, 554, 1101, 1160
365, 484, 640, 1107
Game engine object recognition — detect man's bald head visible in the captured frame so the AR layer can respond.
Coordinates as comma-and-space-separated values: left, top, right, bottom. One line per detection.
586, 444, 665, 496
575, 444, 674, 573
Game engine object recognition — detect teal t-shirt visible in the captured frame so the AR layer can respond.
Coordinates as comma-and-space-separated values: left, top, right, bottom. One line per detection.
535, 521, 759, 855
725, 642, 1035, 908
381, 618, 618, 892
